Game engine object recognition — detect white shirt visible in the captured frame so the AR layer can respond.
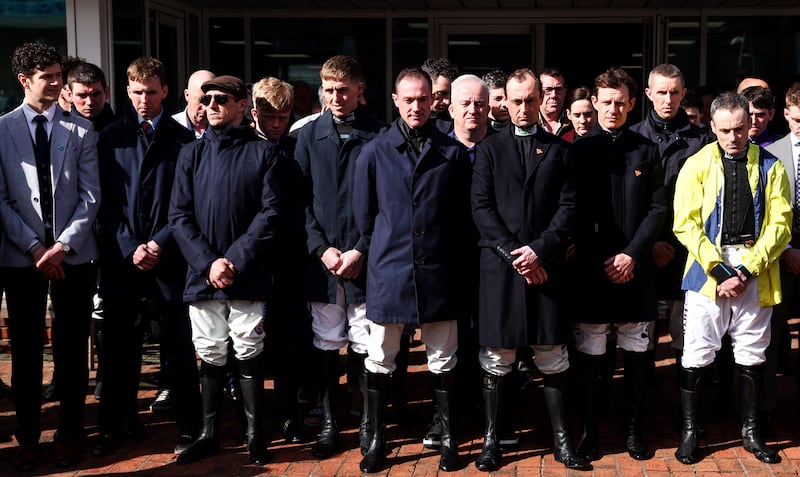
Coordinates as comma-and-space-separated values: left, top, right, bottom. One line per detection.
22, 102, 57, 142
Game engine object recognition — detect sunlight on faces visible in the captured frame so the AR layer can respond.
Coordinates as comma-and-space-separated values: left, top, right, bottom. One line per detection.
505, 75, 541, 128
70, 81, 107, 118
205, 90, 247, 127
645, 75, 686, 120
539, 74, 566, 116
568, 98, 595, 136
785, 105, 800, 139
431, 75, 451, 113
489, 87, 509, 122
711, 106, 750, 156
449, 80, 488, 135
393, 76, 431, 129
592, 85, 635, 130
323, 77, 362, 118
127, 77, 167, 120
747, 103, 774, 139
20, 63, 63, 106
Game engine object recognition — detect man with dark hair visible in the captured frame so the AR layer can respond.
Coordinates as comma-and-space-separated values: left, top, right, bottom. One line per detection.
295, 54, 388, 459
170, 75, 282, 466
673, 92, 790, 465
471, 68, 588, 472
0, 42, 100, 470
538, 66, 572, 138
353, 67, 471, 473
571, 67, 666, 463
681, 91, 705, 127
422, 57, 459, 133
482, 69, 510, 132
93, 56, 200, 457
58, 55, 83, 112
742, 85, 781, 146
67, 62, 118, 132
631, 63, 709, 373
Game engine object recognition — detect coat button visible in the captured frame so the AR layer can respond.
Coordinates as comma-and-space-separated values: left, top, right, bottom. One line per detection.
412, 230, 420, 236
412, 200, 419, 207
34, 197, 39, 202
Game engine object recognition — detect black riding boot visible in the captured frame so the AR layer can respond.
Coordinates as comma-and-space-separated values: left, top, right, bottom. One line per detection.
543, 372, 591, 470
177, 362, 224, 464
356, 358, 371, 455
391, 334, 411, 421
360, 372, 390, 473
312, 349, 340, 458
623, 351, 651, 460
239, 357, 270, 465
675, 366, 704, 464
576, 352, 603, 461
434, 372, 460, 471
739, 365, 780, 463
475, 372, 502, 471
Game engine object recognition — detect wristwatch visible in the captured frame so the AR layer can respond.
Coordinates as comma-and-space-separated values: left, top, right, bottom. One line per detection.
58, 241, 71, 254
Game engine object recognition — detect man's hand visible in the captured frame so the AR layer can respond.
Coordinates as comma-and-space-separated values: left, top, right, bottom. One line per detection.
652, 241, 676, 267
320, 247, 343, 275
604, 253, 636, 284
132, 242, 160, 271
335, 250, 364, 279
783, 248, 800, 274
511, 245, 541, 276
208, 258, 236, 289
522, 266, 548, 286
717, 276, 746, 297
34, 243, 66, 280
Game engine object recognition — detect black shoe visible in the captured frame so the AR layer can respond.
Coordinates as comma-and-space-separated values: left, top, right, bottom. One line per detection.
150, 389, 173, 413
282, 418, 304, 444
174, 434, 195, 455
91, 433, 123, 456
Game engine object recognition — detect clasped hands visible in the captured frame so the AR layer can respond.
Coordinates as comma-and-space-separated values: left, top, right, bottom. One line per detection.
321, 247, 364, 280
510, 245, 547, 285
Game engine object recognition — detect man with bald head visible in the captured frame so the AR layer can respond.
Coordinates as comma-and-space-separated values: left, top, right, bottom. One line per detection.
173, 69, 215, 138
471, 68, 588, 471
737, 77, 770, 93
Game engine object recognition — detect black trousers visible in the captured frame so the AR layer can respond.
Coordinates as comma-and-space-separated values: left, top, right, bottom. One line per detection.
98, 298, 200, 437
3, 263, 94, 445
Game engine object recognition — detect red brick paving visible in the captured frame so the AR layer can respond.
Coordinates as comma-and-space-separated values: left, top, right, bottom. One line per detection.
0, 328, 798, 476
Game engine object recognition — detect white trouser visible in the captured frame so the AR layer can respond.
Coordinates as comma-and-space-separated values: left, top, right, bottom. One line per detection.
189, 300, 266, 366
311, 283, 370, 354
681, 245, 772, 369
574, 321, 650, 356
365, 320, 458, 375
479, 344, 569, 376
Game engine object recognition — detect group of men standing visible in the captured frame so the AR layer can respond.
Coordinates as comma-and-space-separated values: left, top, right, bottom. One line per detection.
0, 39, 795, 474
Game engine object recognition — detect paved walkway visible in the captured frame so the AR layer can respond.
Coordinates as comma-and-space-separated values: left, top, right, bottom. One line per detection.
0, 328, 798, 476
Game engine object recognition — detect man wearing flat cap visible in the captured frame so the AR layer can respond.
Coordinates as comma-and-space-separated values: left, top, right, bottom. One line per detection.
169, 75, 284, 466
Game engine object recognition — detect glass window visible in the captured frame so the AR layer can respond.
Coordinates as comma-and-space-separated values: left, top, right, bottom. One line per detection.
707, 16, 800, 97
0, 0, 67, 113
447, 33, 531, 78
249, 17, 386, 118
666, 17, 701, 89
112, 0, 144, 114
210, 17, 245, 80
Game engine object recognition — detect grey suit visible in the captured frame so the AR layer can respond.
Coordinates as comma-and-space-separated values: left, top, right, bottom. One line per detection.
0, 103, 100, 445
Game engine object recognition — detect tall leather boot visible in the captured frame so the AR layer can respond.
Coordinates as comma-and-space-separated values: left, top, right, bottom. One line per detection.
623, 350, 651, 460
360, 372, 390, 473
177, 362, 224, 464
739, 365, 780, 463
543, 372, 591, 470
391, 334, 411, 421
675, 366, 704, 464
356, 357, 372, 455
475, 372, 502, 472
238, 357, 270, 465
433, 372, 460, 472
576, 352, 603, 461
312, 349, 340, 458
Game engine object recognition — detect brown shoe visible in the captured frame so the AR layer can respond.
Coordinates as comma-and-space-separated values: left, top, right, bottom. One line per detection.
56, 438, 82, 468
13, 444, 38, 472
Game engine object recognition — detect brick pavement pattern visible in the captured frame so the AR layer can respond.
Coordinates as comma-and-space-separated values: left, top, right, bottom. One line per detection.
0, 330, 798, 476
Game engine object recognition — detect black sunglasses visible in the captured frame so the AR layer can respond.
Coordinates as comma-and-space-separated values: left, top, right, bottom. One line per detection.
200, 94, 231, 106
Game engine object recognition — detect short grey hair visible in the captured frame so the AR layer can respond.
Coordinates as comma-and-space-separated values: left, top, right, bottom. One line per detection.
710, 92, 749, 119
450, 74, 489, 103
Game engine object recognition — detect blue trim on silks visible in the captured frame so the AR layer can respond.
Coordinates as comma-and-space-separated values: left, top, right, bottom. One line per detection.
682, 259, 708, 291
706, 186, 723, 242
755, 153, 778, 238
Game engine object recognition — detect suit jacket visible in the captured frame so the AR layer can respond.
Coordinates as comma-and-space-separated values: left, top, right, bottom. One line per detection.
766, 133, 799, 244
0, 104, 100, 266
97, 105, 196, 301
472, 126, 576, 347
